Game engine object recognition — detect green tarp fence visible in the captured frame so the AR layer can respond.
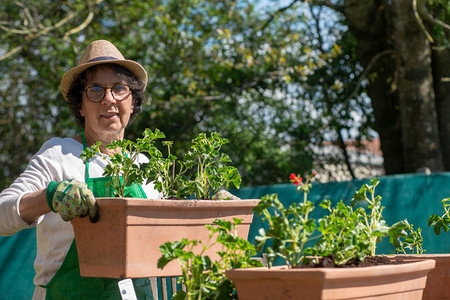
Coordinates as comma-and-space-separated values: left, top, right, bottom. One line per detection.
2, 172, 450, 299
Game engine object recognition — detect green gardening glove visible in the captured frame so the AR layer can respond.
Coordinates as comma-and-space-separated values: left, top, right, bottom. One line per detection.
46, 179, 98, 223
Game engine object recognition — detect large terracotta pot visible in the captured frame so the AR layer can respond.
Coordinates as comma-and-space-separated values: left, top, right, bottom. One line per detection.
71, 198, 259, 278
225, 259, 436, 300
391, 254, 450, 300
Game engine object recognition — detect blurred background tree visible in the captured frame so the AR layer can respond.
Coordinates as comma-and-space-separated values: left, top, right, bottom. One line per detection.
0, 0, 448, 189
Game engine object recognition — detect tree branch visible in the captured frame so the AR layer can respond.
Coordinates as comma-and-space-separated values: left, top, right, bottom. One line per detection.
413, 0, 450, 45
310, 0, 344, 13
413, 0, 434, 43
63, 10, 95, 40
310, 49, 396, 135
0, 0, 103, 62
227, 0, 238, 18
260, 0, 301, 31
259, 0, 344, 32
337, 128, 356, 179
417, 0, 450, 31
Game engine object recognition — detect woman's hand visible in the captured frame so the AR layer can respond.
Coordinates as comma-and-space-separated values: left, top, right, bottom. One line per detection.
47, 180, 98, 223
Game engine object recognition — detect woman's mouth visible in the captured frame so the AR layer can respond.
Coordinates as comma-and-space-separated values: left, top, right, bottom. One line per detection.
101, 112, 118, 119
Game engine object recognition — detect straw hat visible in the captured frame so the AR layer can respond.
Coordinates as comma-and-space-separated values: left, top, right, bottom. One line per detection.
61, 40, 148, 102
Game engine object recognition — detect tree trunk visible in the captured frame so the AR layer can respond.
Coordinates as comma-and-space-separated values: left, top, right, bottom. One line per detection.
343, 0, 444, 174
433, 47, 450, 170
343, 0, 404, 174
390, 0, 443, 172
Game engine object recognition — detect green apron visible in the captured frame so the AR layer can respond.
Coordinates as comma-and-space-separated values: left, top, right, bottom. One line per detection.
42, 133, 153, 300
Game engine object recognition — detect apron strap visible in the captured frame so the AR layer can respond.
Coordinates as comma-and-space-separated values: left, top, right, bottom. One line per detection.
81, 132, 90, 182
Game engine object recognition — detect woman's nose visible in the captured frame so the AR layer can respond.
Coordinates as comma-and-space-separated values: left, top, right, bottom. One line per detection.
101, 88, 116, 104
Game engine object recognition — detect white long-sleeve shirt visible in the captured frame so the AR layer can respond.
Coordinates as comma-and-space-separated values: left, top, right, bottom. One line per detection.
0, 137, 161, 299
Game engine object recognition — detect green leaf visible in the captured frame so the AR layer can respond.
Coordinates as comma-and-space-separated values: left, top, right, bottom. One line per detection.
428, 214, 450, 235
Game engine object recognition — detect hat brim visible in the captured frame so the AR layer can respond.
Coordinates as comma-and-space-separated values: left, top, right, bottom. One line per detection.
61, 59, 148, 103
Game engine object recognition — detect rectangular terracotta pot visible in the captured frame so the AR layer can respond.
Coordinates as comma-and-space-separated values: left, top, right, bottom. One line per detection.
225, 259, 436, 300
391, 254, 450, 300
71, 198, 259, 278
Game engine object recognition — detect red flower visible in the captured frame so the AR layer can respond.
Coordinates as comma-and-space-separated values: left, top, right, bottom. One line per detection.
289, 173, 302, 185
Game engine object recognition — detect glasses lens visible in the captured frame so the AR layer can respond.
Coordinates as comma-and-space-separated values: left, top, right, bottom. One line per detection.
86, 86, 104, 102
112, 85, 131, 100
85, 85, 131, 102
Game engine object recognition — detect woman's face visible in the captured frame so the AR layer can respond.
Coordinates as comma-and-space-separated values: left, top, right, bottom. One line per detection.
80, 65, 134, 141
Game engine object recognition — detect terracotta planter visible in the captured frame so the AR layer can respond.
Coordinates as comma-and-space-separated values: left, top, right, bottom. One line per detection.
71, 198, 259, 278
225, 259, 436, 300
391, 254, 450, 300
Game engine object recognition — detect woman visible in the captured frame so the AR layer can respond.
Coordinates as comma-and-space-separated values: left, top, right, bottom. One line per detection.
0, 40, 161, 299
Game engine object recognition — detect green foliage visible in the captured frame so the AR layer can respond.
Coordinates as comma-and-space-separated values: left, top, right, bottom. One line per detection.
395, 222, 425, 255
350, 178, 405, 256
428, 197, 450, 235
141, 130, 184, 199
309, 179, 422, 262
3, 0, 448, 190
254, 177, 422, 267
80, 128, 166, 197
253, 173, 317, 267
0, 0, 363, 190
305, 199, 371, 265
426, 0, 450, 46
158, 218, 262, 300
80, 129, 241, 199
182, 132, 241, 199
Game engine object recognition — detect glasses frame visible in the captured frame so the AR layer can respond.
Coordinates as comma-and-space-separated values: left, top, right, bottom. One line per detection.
82, 84, 132, 103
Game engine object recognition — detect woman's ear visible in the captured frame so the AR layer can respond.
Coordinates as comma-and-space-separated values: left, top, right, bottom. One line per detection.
130, 98, 135, 115
79, 98, 86, 117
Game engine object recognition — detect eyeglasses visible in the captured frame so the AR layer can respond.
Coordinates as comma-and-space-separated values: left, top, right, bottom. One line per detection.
82, 84, 132, 103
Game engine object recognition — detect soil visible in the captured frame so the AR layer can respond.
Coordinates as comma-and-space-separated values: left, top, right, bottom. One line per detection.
164, 197, 215, 200
299, 255, 406, 268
